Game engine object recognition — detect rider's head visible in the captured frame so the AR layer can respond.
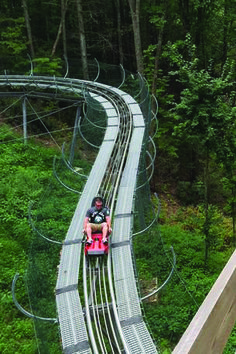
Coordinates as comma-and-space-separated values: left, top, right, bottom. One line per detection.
94, 197, 103, 210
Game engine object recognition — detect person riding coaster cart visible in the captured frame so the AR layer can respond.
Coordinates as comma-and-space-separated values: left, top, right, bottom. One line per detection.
83, 196, 112, 256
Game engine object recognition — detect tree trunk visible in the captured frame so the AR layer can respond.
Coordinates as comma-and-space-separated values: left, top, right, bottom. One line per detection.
76, 0, 89, 80
51, 21, 63, 57
204, 147, 210, 268
128, 0, 144, 74
221, 0, 229, 69
179, 0, 190, 35
22, 0, 35, 58
151, 13, 165, 113
61, 0, 68, 59
51, 0, 68, 58
116, 0, 124, 65
232, 184, 236, 247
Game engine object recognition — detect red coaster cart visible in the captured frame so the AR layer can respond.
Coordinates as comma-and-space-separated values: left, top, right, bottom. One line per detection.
84, 232, 109, 256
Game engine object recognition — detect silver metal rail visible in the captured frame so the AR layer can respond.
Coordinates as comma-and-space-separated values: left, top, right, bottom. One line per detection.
56, 87, 121, 353
110, 95, 158, 354
82, 83, 134, 354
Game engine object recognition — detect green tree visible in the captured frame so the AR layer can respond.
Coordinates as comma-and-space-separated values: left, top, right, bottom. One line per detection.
0, 17, 28, 70
215, 87, 236, 246
76, 0, 89, 79
127, 0, 144, 73
22, 0, 35, 58
168, 37, 236, 264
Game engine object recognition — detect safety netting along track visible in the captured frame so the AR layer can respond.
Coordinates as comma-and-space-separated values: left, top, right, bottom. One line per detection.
0, 74, 158, 353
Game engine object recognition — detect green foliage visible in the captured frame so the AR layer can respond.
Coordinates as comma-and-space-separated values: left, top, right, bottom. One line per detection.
151, 35, 236, 265
224, 327, 236, 354
161, 36, 236, 163
0, 124, 91, 352
134, 201, 234, 352
1, 1, 236, 349
31, 57, 63, 76
141, 31, 236, 349
0, 17, 27, 55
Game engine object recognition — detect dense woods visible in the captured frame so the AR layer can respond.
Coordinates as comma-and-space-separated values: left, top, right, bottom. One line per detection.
1, 0, 236, 353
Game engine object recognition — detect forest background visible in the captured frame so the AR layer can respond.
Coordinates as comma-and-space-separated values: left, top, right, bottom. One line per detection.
1, 0, 236, 353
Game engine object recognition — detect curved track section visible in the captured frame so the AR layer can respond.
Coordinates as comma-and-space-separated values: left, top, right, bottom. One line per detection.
111, 95, 157, 353
0, 75, 157, 353
56, 89, 121, 354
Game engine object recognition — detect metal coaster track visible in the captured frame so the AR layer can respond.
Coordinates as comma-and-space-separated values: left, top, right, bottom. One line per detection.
0, 74, 157, 353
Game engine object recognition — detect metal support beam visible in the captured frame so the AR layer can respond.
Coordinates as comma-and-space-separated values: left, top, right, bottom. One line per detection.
69, 106, 80, 165
22, 96, 27, 144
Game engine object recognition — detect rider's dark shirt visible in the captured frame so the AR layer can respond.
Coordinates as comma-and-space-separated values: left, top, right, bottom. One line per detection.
86, 207, 110, 224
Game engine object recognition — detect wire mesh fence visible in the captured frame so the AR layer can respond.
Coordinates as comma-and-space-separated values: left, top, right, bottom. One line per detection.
2, 63, 158, 352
